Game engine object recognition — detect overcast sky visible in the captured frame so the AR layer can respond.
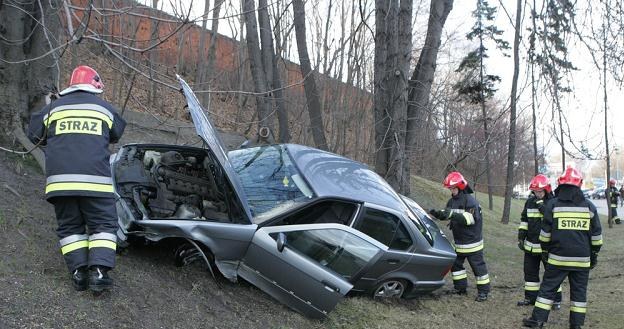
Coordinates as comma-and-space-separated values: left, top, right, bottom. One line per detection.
448, 1, 623, 165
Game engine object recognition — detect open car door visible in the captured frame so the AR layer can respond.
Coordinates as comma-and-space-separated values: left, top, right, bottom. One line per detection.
238, 224, 385, 318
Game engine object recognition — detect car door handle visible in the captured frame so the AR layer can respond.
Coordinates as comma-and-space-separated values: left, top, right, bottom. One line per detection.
321, 280, 340, 293
386, 259, 401, 265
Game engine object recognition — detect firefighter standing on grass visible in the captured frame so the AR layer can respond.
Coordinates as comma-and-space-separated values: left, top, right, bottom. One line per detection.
522, 166, 603, 329
28, 66, 126, 293
606, 179, 621, 224
429, 171, 490, 302
517, 174, 562, 309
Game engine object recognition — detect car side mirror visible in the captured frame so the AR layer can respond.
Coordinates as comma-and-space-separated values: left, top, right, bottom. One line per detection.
277, 232, 287, 252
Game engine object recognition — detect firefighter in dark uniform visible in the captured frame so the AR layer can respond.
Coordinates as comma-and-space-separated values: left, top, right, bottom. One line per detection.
28, 66, 126, 292
606, 179, 621, 224
429, 171, 490, 302
522, 166, 603, 329
517, 174, 562, 308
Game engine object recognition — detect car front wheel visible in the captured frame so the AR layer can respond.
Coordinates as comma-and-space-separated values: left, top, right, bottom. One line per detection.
372, 279, 407, 299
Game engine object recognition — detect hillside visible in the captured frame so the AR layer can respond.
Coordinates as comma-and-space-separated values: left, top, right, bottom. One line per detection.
1, 150, 623, 328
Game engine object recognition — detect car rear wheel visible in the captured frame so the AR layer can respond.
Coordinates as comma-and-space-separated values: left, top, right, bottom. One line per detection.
372, 279, 407, 299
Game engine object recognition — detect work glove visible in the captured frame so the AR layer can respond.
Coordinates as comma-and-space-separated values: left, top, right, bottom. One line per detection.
428, 209, 441, 219
590, 252, 598, 269
518, 239, 525, 252
541, 252, 549, 263
429, 209, 450, 220
535, 199, 545, 213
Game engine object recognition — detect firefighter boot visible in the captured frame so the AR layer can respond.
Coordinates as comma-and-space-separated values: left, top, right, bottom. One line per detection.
71, 266, 88, 291
89, 266, 113, 292
569, 325, 582, 329
517, 298, 533, 306
475, 292, 488, 302
522, 318, 545, 328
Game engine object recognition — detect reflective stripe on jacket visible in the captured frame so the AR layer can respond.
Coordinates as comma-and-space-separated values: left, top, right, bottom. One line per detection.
445, 191, 484, 254
518, 194, 552, 254
539, 186, 603, 270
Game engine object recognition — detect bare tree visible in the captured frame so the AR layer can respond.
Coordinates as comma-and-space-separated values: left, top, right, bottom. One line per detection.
406, 0, 454, 184
243, 0, 275, 142
204, 0, 224, 84
0, 1, 60, 146
501, 0, 522, 224
292, 0, 328, 150
373, 0, 413, 192
196, 0, 211, 105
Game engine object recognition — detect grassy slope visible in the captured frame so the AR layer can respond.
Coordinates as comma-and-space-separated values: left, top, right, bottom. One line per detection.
1, 155, 622, 329
326, 176, 624, 329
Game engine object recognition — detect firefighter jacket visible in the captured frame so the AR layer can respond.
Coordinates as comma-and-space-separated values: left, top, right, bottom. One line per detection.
27, 91, 126, 200
518, 193, 553, 254
445, 190, 484, 254
606, 186, 620, 207
539, 185, 603, 270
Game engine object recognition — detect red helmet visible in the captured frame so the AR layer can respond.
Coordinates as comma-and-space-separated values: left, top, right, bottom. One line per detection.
609, 178, 617, 186
557, 166, 583, 187
529, 174, 552, 193
59, 65, 104, 96
443, 171, 468, 190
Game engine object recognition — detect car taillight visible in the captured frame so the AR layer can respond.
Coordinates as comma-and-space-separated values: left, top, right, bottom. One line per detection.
441, 265, 452, 277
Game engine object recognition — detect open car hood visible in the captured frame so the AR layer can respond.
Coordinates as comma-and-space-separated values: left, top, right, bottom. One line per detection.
177, 75, 253, 222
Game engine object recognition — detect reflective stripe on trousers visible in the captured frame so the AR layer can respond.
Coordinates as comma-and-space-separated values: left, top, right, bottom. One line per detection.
45, 174, 114, 194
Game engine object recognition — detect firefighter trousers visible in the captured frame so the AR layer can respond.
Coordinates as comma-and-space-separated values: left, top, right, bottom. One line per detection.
50, 196, 118, 272
611, 205, 621, 224
523, 252, 562, 303
531, 265, 589, 326
451, 251, 490, 294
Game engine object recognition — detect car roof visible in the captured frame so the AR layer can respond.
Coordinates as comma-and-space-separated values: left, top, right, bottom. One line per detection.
284, 144, 408, 212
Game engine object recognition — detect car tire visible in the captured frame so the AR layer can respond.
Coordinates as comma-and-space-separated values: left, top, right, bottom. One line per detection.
371, 279, 408, 299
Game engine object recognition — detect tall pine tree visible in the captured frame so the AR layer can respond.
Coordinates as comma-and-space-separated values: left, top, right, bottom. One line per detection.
454, 0, 509, 210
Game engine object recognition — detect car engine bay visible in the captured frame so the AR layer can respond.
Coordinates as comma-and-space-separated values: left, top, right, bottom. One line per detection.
114, 145, 244, 223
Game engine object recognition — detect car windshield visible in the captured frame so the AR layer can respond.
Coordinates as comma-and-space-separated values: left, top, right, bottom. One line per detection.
229, 145, 315, 223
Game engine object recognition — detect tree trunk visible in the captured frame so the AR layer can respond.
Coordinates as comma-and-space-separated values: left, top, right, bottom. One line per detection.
405, 0, 454, 176
196, 0, 211, 105
0, 1, 59, 171
372, 0, 412, 193
148, 0, 160, 108
478, 3, 494, 211
262, 0, 291, 142
205, 0, 223, 83
373, 0, 391, 176
603, 10, 613, 229
258, 0, 290, 143
530, 0, 539, 175
243, 0, 275, 142
501, 0, 522, 224
292, 0, 328, 150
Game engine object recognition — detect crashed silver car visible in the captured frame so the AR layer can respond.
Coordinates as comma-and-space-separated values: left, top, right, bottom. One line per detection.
112, 76, 455, 318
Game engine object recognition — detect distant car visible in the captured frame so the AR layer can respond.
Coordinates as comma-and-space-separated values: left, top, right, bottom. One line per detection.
581, 189, 591, 199
591, 187, 606, 199
111, 76, 456, 319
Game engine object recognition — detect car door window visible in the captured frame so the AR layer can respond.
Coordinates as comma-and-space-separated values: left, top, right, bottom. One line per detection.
266, 200, 358, 226
353, 208, 413, 251
272, 228, 379, 279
